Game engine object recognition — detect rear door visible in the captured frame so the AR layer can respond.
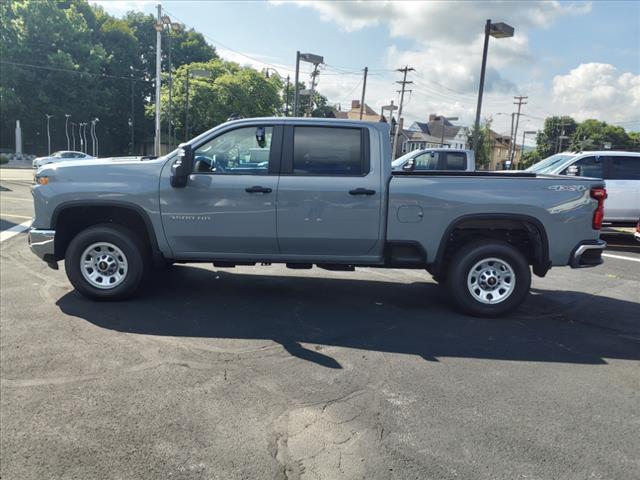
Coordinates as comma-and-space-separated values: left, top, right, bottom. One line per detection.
276, 125, 383, 258
604, 155, 640, 222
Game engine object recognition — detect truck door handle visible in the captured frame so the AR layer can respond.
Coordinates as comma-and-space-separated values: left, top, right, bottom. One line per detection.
349, 188, 376, 196
245, 185, 272, 194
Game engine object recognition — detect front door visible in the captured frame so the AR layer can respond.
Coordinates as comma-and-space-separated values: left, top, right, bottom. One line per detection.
160, 124, 281, 258
276, 125, 383, 258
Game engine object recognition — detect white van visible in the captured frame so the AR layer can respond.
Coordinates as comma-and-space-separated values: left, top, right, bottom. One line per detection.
526, 151, 640, 224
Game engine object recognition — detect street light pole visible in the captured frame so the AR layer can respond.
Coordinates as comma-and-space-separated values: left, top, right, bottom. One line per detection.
45, 114, 53, 155
64, 114, 71, 150
70, 122, 77, 151
154, 3, 162, 156
94, 118, 100, 157
472, 19, 514, 153
293, 51, 300, 117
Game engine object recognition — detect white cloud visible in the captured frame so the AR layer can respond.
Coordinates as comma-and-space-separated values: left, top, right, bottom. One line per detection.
552, 63, 640, 122
89, 1, 155, 13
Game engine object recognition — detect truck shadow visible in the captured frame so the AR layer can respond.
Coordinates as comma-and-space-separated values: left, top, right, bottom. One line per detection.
56, 266, 640, 369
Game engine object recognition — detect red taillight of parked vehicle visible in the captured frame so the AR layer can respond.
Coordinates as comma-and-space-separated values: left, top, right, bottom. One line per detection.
590, 187, 607, 230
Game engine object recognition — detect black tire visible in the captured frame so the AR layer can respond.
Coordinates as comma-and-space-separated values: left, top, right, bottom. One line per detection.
446, 240, 531, 317
65, 224, 147, 300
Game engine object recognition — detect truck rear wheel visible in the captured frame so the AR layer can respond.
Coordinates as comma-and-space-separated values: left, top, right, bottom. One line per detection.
65, 224, 147, 300
446, 240, 530, 317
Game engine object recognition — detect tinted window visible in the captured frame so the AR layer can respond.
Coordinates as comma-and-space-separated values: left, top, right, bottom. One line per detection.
413, 152, 438, 170
442, 152, 467, 170
293, 127, 363, 175
609, 156, 640, 180
194, 126, 273, 175
563, 156, 603, 178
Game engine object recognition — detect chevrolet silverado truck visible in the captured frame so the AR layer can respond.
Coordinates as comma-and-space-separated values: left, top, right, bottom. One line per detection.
29, 118, 607, 317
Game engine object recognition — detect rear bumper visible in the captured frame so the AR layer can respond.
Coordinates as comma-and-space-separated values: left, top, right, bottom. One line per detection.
570, 239, 606, 268
28, 228, 57, 268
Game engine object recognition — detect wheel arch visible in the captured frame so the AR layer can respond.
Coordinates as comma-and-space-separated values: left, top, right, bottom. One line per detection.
51, 200, 164, 265
432, 213, 551, 279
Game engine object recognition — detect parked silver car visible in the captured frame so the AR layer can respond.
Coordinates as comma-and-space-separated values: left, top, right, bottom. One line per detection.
526, 151, 640, 224
33, 151, 95, 169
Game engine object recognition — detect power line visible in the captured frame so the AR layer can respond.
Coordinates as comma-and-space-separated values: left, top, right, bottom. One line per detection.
0, 60, 150, 82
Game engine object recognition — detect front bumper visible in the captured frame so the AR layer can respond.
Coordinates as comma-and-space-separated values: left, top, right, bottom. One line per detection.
28, 228, 57, 268
570, 239, 606, 268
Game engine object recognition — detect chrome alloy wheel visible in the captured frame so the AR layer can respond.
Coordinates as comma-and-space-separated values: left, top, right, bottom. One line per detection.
467, 257, 516, 305
80, 242, 128, 289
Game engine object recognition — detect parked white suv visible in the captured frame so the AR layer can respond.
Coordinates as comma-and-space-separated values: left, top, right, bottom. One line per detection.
33, 151, 95, 169
527, 151, 640, 225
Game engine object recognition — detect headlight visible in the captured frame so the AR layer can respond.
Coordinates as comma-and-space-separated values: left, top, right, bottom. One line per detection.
34, 175, 49, 185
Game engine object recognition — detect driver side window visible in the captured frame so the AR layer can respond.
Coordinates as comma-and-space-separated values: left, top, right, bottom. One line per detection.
194, 126, 273, 175
413, 152, 439, 170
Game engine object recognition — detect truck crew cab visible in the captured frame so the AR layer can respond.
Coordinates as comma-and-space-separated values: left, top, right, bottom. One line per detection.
29, 118, 607, 317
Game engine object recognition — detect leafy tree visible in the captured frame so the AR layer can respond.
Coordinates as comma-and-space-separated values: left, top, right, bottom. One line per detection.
570, 119, 633, 151
520, 150, 541, 169
0, 0, 217, 156
535, 116, 578, 158
157, 59, 283, 142
467, 119, 492, 169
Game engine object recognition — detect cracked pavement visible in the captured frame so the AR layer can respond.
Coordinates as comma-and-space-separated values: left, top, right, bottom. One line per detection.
1, 172, 639, 479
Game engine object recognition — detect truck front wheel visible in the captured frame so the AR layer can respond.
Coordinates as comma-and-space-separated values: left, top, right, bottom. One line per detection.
446, 240, 531, 317
65, 224, 147, 300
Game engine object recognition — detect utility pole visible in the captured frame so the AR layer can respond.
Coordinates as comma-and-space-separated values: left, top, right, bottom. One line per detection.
154, 3, 162, 156
293, 51, 300, 117
507, 112, 515, 167
391, 66, 414, 159
306, 64, 320, 117
359, 67, 368, 120
508, 95, 527, 167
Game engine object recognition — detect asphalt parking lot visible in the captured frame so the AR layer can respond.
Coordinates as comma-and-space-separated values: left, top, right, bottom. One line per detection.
1, 168, 639, 480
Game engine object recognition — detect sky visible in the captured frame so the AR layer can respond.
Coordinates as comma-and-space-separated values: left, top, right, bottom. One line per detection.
92, 0, 640, 141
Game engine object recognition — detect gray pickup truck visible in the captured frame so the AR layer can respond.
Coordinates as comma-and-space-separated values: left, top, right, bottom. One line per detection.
29, 118, 607, 317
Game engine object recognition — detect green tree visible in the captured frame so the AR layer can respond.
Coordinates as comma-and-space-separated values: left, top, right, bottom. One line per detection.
0, 0, 218, 156
520, 150, 541, 169
535, 116, 578, 158
158, 59, 283, 142
570, 119, 632, 151
468, 120, 492, 169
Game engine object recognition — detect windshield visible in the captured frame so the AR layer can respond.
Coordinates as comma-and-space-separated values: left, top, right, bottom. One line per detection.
391, 150, 417, 168
526, 154, 575, 173
51, 151, 65, 157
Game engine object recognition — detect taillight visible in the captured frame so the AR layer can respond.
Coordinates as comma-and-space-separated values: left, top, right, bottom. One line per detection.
590, 187, 607, 230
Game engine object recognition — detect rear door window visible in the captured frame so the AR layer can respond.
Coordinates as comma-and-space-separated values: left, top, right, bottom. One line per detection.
440, 152, 467, 170
608, 156, 640, 180
293, 127, 365, 175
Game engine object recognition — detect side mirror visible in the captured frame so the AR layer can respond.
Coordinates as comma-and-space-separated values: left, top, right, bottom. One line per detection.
402, 159, 415, 171
170, 143, 194, 188
566, 165, 579, 176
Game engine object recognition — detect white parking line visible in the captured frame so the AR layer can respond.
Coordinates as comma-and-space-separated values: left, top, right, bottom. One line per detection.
1, 213, 32, 220
0, 220, 31, 243
602, 253, 640, 264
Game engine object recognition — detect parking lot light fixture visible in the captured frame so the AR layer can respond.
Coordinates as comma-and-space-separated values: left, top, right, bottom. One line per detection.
472, 19, 515, 153
294, 51, 324, 117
